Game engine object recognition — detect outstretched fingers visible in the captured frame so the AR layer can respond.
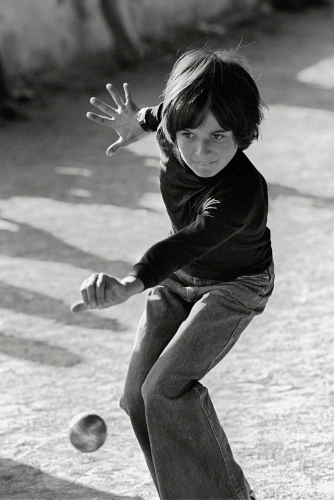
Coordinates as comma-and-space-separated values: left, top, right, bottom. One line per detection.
106, 83, 125, 109
123, 83, 133, 105
86, 112, 115, 127
90, 97, 117, 117
87, 82, 141, 156
106, 137, 125, 156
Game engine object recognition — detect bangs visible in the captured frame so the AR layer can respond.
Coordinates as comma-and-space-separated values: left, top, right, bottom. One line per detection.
168, 90, 212, 133
163, 87, 230, 142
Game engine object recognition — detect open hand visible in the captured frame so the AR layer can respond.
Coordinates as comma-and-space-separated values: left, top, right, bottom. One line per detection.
87, 83, 146, 156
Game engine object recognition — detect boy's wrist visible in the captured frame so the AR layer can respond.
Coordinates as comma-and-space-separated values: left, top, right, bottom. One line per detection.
121, 275, 144, 297
136, 107, 152, 132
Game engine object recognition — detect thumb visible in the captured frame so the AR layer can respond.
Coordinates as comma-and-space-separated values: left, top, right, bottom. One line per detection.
106, 137, 125, 156
70, 300, 87, 313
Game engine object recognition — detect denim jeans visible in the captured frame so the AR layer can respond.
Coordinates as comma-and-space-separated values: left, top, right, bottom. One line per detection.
120, 262, 274, 500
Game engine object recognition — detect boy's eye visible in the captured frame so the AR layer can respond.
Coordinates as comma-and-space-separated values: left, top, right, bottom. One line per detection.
212, 134, 226, 141
181, 132, 194, 139
179, 131, 227, 140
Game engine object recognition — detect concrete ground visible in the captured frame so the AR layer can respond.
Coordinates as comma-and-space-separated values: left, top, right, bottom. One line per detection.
0, 3, 334, 500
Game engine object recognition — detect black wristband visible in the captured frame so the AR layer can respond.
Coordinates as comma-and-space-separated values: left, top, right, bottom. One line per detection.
137, 108, 153, 132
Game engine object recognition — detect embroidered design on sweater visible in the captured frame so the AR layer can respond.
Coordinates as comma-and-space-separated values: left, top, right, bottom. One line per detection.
202, 198, 221, 218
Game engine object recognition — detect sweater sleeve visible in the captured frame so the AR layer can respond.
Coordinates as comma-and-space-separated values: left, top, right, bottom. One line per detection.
129, 195, 254, 289
138, 103, 163, 132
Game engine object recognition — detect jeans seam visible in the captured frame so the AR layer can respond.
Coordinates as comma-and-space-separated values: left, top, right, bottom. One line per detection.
210, 288, 260, 313
194, 386, 245, 500
203, 311, 254, 377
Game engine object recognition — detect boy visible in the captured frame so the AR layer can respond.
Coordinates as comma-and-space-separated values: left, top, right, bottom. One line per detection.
75, 48, 274, 500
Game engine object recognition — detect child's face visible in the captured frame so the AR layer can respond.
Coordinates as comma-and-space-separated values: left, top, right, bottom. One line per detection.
175, 112, 237, 178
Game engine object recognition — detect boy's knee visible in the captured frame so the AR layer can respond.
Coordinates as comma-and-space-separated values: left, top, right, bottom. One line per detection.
142, 366, 189, 402
141, 371, 174, 403
119, 385, 142, 416
119, 393, 129, 414
141, 374, 160, 403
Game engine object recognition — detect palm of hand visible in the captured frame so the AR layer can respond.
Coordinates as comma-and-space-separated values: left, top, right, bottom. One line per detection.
86, 83, 145, 155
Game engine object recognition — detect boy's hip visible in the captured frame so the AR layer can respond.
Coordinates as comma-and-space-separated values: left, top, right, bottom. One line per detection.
160, 260, 275, 310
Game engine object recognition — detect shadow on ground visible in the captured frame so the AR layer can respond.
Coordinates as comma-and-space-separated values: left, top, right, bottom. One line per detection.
0, 331, 81, 367
0, 218, 131, 274
0, 458, 143, 500
0, 281, 124, 331
268, 183, 334, 207
0, 128, 161, 209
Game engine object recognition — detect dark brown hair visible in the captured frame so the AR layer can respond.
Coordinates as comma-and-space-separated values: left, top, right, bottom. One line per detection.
161, 48, 264, 150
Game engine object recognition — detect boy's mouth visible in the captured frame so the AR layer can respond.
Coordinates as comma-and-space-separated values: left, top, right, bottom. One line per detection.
196, 161, 216, 165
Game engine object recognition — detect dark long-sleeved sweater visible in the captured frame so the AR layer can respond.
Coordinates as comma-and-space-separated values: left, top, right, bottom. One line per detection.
130, 104, 273, 290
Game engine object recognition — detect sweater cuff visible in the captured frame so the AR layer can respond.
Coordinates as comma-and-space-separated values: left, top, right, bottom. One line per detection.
128, 263, 158, 290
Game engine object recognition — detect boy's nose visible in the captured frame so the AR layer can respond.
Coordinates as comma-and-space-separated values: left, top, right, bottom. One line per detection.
195, 140, 212, 158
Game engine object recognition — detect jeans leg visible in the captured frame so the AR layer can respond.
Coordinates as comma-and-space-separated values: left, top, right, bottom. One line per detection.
119, 283, 192, 492
141, 290, 263, 500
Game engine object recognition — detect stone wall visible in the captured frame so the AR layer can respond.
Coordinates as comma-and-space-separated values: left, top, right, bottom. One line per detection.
0, 0, 111, 76
0, 0, 259, 78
